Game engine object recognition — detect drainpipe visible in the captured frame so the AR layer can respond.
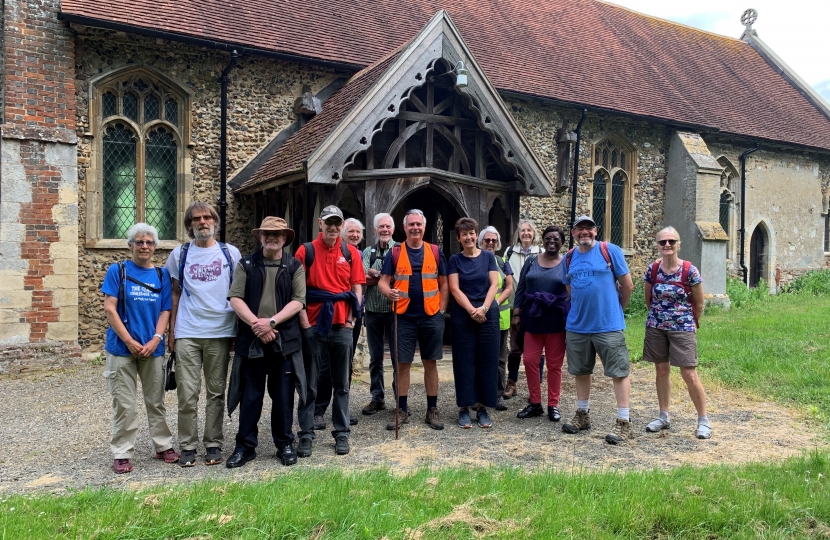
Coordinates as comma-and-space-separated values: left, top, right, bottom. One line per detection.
568, 109, 588, 248
218, 50, 238, 243
739, 142, 759, 285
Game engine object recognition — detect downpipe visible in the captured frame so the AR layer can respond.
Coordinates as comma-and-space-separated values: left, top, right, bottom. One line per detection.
218, 50, 238, 243
568, 109, 588, 248
739, 142, 759, 285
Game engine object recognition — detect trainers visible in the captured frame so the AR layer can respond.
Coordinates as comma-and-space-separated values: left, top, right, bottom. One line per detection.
153, 448, 180, 463
335, 435, 350, 455
503, 379, 517, 399
350, 415, 358, 426
517, 403, 544, 418
562, 409, 591, 434
646, 417, 671, 433
113, 458, 133, 474
548, 406, 561, 422
605, 418, 634, 445
362, 401, 386, 415
297, 437, 313, 458
180, 449, 197, 467
696, 422, 712, 439
277, 442, 298, 466
458, 408, 472, 429
476, 408, 493, 428
205, 447, 223, 465
495, 396, 508, 411
425, 407, 445, 430
386, 408, 410, 430
313, 415, 326, 430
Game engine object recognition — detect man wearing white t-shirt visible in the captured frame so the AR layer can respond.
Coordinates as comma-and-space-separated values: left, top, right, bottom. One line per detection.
165, 202, 241, 467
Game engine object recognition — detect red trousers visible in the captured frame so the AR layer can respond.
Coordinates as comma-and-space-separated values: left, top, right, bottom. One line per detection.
523, 332, 565, 406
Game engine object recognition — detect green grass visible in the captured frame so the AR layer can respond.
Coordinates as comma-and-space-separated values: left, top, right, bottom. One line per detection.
2, 453, 830, 539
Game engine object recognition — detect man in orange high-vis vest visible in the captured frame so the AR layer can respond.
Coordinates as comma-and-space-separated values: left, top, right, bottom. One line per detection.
379, 209, 449, 432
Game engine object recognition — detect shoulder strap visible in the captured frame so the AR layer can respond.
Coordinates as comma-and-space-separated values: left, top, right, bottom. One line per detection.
650, 260, 661, 284
118, 261, 127, 323
178, 242, 191, 292
505, 246, 514, 260
430, 243, 439, 264
303, 242, 315, 270
218, 242, 234, 284
680, 260, 692, 288
392, 245, 402, 268
155, 266, 163, 287
600, 242, 613, 272
565, 248, 574, 272
369, 245, 379, 267
341, 240, 352, 264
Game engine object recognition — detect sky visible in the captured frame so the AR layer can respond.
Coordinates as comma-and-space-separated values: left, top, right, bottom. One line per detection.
607, 0, 830, 103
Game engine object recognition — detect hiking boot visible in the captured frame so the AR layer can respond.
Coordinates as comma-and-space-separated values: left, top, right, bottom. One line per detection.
605, 418, 634, 445
113, 458, 133, 474
696, 422, 712, 440
335, 435, 350, 455
495, 396, 508, 411
205, 447, 223, 465
425, 407, 444, 430
476, 408, 493, 428
503, 379, 518, 399
548, 406, 561, 422
562, 409, 591, 434
297, 437, 313, 458
179, 449, 197, 467
362, 400, 387, 415
313, 415, 326, 430
276, 442, 297, 466
153, 448, 180, 463
226, 449, 255, 468
386, 408, 410, 430
517, 403, 544, 419
350, 415, 359, 426
646, 418, 671, 433
458, 408, 472, 429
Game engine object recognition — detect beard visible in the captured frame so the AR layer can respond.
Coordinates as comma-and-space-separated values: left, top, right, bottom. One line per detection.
193, 225, 215, 241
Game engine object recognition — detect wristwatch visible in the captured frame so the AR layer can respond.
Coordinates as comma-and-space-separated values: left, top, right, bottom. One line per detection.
269, 318, 277, 329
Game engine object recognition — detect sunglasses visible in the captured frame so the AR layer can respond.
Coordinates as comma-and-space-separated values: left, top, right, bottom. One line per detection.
482, 238, 498, 244
324, 218, 343, 226
132, 240, 156, 247
657, 239, 678, 246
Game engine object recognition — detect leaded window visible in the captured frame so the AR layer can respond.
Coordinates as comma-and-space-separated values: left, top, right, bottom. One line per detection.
591, 136, 634, 247
719, 191, 731, 237
98, 75, 183, 240
825, 208, 830, 253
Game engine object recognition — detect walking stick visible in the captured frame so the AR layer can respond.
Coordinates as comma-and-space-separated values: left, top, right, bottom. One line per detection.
394, 300, 400, 440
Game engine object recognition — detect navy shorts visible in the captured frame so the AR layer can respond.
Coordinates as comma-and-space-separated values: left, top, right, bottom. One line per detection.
394, 313, 445, 363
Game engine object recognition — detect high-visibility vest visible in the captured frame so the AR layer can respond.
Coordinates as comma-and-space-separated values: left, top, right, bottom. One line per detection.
495, 256, 511, 330
393, 242, 440, 316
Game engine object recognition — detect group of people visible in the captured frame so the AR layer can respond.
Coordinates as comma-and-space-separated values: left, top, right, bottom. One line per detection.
102, 202, 712, 475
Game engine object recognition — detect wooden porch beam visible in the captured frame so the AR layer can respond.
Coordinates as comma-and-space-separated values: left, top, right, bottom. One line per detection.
345, 167, 520, 192
396, 111, 477, 128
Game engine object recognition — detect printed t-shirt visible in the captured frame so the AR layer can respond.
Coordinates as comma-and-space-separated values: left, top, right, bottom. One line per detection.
381, 243, 448, 317
644, 262, 702, 332
165, 241, 242, 339
101, 260, 172, 357
295, 235, 365, 326
563, 241, 630, 333
448, 250, 499, 302
228, 256, 306, 318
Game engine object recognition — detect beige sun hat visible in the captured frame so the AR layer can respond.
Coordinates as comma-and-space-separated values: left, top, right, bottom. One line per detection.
252, 216, 295, 245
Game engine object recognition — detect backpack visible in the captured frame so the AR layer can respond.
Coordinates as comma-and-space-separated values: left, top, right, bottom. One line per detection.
565, 241, 613, 274
302, 240, 352, 270
649, 259, 699, 328
368, 241, 392, 268
391, 243, 441, 271
178, 241, 234, 297
117, 261, 164, 326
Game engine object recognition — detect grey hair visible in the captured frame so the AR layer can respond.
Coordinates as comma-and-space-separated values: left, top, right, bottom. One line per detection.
340, 218, 365, 242
403, 208, 426, 228
373, 212, 395, 230
478, 226, 502, 251
512, 219, 538, 246
126, 223, 160, 245
657, 226, 681, 242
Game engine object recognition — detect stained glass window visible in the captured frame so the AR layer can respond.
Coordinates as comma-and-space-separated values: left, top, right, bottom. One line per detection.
102, 92, 117, 118
144, 95, 159, 122
102, 124, 137, 239
145, 129, 177, 239
123, 92, 138, 122
610, 172, 625, 246
720, 191, 731, 237
592, 171, 607, 241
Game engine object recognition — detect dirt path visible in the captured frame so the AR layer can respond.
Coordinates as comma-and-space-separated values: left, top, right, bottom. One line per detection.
0, 361, 824, 495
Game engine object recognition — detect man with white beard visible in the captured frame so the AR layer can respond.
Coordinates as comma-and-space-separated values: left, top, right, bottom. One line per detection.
165, 202, 242, 467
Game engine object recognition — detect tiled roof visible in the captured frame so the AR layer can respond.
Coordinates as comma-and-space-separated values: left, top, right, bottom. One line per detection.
61, 0, 830, 151
235, 50, 402, 192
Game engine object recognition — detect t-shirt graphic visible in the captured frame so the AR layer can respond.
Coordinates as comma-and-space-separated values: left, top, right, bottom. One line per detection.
563, 242, 630, 334
188, 258, 224, 282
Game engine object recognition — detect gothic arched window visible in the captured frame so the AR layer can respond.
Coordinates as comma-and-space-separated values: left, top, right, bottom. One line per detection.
590, 136, 635, 248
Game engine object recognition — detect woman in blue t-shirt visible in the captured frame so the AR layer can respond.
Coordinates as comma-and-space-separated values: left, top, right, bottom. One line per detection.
101, 223, 177, 474
448, 218, 500, 429
642, 226, 711, 439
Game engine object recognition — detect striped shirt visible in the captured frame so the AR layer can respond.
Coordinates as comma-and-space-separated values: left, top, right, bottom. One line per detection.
363, 240, 396, 313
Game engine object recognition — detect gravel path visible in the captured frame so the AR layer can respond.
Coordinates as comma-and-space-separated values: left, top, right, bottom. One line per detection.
0, 359, 824, 495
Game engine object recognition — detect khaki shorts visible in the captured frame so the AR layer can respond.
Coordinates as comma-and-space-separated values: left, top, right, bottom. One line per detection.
642, 326, 698, 367
566, 330, 630, 378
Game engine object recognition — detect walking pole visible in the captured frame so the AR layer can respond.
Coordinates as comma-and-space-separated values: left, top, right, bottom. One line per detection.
394, 300, 400, 440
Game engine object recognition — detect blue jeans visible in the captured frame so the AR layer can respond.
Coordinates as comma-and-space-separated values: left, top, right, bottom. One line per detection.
299, 327, 353, 439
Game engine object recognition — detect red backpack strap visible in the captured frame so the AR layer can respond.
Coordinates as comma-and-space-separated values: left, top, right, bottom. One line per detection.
565, 247, 575, 272
430, 243, 440, 265
599, 241, 613, 272
680, 260, 692, 290
650, 260, 661, 284
391, 245, 401, 268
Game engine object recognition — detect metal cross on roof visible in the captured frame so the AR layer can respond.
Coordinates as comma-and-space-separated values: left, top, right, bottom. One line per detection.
741, 8, 758, 31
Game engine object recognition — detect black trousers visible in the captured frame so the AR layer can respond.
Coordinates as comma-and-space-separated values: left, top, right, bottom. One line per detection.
233, 349, 294, 452
315, 317, 362, 417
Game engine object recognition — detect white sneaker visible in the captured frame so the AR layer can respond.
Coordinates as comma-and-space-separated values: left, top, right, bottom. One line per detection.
645, 417, 671, 432
696, 422, 712, 439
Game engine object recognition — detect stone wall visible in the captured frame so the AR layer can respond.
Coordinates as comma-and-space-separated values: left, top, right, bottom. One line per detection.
73, 28, 342, 350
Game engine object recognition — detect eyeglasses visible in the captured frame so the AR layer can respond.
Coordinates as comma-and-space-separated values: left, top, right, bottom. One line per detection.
657, 239, 678, 246
324, 218, 343, 226
482, 238, 498, 244
543, 236, 561, 243
131, 240, 156, 247
261, 232, 285, 238
190, 214, 214, 223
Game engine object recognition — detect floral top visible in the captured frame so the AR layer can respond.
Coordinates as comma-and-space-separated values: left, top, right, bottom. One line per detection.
644, 261, 702, 332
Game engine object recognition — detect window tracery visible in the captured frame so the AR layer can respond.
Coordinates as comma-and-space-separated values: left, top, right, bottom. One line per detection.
590, 136, 634, 248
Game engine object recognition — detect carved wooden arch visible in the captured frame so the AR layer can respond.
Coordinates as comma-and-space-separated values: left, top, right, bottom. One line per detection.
384, 177, 471, 219
381, 120, 472, 176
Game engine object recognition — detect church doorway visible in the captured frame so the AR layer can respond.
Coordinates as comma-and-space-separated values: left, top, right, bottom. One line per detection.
389, 185, 462, 257
749, 224, 767, 287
